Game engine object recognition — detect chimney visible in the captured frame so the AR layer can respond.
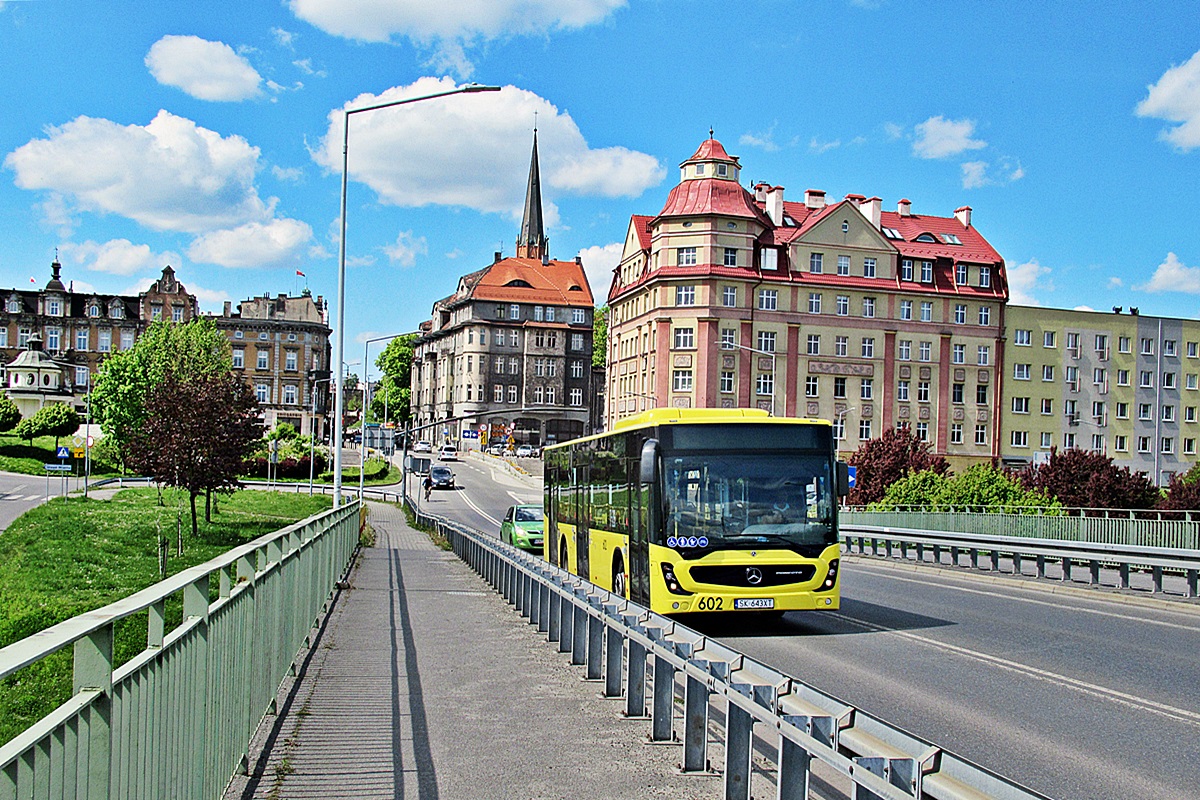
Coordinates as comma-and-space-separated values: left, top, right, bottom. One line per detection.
494, 251, 502, 263
860, 196, 882, 229
754, 182, 769, 203
898, 198, 912, 217
844, 193, 865, 207
765, 185, 785, 225
804, 189, 826, 210
575, 255, 582, 265
223, 301, 231, 317
542, 252, 549, 266
955, 205, 972, 228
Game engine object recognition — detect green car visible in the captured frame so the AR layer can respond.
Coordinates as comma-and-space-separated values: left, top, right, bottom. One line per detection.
500, 504, 544, 552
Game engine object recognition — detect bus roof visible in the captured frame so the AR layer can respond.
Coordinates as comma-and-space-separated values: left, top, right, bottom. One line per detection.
544, 408, 831, 452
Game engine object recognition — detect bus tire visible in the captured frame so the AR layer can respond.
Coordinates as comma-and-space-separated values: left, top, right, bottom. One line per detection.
612, 554, 626, 598
560, 538, 569, 571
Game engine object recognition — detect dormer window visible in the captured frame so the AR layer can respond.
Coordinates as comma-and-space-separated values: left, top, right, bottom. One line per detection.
915, 233, 937, 243
6, 297, 20, 314
89, 303, 101, 318
695, 164, 705, 176
109, 303, 124, 319
47, 299, 61, 316
882, 227, 902, 239
717, 164, 727, 177
942, 233, 962, 245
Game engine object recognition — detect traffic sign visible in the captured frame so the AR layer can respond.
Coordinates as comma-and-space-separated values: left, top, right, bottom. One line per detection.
71, 448, 85, 458
44, 464, 72, 472
846, 465, 857, 488
55, 446, 69, 459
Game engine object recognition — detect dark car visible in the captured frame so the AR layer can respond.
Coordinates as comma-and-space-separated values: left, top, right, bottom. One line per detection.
429, 465, 455, 489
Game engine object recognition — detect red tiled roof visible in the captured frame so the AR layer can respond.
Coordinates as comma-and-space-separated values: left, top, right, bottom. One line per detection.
656, 178, 770, 224
684, 137, 734, 163
881, 210, 1002, 263
631, 215, 653, 251
469, 257, 594, 306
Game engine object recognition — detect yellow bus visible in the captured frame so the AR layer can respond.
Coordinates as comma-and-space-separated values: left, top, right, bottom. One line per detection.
542, 408, 848, 616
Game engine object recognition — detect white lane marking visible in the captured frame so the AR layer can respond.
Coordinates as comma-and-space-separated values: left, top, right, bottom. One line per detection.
460, 489, 501, 530
850, 561, 1200, 633
507, 490, 539, 504
822, 610, 1200, 728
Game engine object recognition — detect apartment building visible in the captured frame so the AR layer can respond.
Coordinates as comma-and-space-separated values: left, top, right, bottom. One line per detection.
1000, 305, 1200, 483
410, 133, 595, 449
606, 137, 1008, 470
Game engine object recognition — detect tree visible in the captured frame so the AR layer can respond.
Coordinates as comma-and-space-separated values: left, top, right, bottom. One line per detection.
31, 403, 80, 448
1158, 463, 1200, 511
90, 319, 231, 467
128, 371, 261, 537
374, 335, 417, 425
0, 392, 20, 433
1019, 447, 1159, 509
848, 425, 950, 506
874, 464, 1058, 514
13, 416, 42, 446
593, 306, 608, 369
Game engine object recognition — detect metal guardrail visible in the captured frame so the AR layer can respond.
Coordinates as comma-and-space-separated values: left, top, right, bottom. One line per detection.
414, 503, 1051, 800
841, 509, 1200, 550
842, 524, 1200, 599
0, 502, 361, 800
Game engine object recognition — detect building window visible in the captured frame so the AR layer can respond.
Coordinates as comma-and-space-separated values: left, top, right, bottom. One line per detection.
570, 333, 583, 350
1011, 431, 1029, 448
758, 289, 778, 310
570, 388, 583, 407
232, 349, 244, 368
1165, 339, 1178, 357
570, 360, 584, 379
121, 330, 133, 350
837, 255, 850, 276
833, 376, 847, 398
757, 331, 776, 352
509, 357, 520, 374
836, 295, 849, 316
978, 306, 991, 326
1186, 438, 1197, 455
495, 330, 505, 346
720, 328, 736, 350
897, 380, 910, 401
859, 419, 872, 440
722, 286, 737, 307
98, 329, 111, 352
1012, 397, 1030, 413
900, 300, 913, 320
74, 366, 89, 387
74, 328, 88, 351
950, 423, 963, 444
916, 421, 929, 440
955, 304, 966, 324
900, 259, 913, 281
921, 261, 933, 282
863, 297, 875, 318
1094, 367, 1106, 384
863, 258, 876, 278
255, 384, 268, 403
808, 293, 822, 313
678, 247, 697, 266
508, 385, 518, 403
1162, 437, 1175, 454
285, 351, 298, 371
1140, 370, 1154, 388
1042, 398, 1054, 415
1014, 329, 1031, 346
1136, 436, 1151, 453
1114, 435, 1128, 452
956, 264, 967, 285
676, 285, 696, 306
283, 385, 297, 405
1014, 363, 1031, 380
920, 302, 933, 322
672, 327, 695, 349
510, 330, 520, 347
976, 384, 988, 404
533, 386, 545, 404
918, 341, 931, 362
1163, 405, 1176, 422
724, 248, 737, 267
952, 383, 964, 403
979, 266, 991, 287
1141, 337, 1154, 355
835, 336, 848, 357
805, 376, 819, 397
833, 418, 846, 441
860, 378, 873, 400
861, 337, 874, 358
257, 351, 269, 370
756, 372, 773, 397
977, 345, 990, 366
1188, 406, 1197, 422
809, 253, 823, 273
899, 340, 912, 361
806, 334, 820, 355
534, 306, 544, 322
720, 371, 734, 393
1139, 403, 1153, 420
494, 384, 504, 402
1164, 372, 1178, 389
975, 424, 987, 445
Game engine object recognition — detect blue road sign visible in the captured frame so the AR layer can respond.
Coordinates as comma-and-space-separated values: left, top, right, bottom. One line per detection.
56, 446, 70, 459
847, 465, 857, 488
44, 464, 72, 472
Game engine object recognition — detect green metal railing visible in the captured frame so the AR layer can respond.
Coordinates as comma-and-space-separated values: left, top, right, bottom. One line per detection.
841, 509, 1200, 550
0, 502, 361, 800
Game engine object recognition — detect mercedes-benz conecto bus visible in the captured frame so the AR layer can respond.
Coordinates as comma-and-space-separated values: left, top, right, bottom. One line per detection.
542, 408, 848, 616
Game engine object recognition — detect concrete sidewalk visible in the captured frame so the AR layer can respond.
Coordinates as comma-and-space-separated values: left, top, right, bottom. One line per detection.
224, 501, 717, 800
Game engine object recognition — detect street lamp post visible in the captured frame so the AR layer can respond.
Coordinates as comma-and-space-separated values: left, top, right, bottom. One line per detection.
307, 371, 332, 495
360, 333, 410, 503
720, 340, 778, 416
332, 82, 501, 509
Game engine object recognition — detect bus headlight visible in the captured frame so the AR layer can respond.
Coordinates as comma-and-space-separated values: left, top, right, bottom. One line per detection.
660, 563, 692, 595
816, 559, 839, 592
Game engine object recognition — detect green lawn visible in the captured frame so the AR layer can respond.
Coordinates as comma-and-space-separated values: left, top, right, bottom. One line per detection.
0, 433, 119, 477
0, 488, 333, 747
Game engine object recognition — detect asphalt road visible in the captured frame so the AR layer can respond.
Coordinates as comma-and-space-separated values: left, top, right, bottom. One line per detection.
0, 470, 71, 533
428, 456, 1200, 800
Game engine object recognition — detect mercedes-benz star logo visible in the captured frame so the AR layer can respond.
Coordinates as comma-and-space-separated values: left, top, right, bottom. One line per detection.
745, 567, 763, 586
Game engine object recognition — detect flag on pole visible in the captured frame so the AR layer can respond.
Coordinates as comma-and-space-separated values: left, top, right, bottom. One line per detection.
29, 277, 36, 283
296, 270, 305, 277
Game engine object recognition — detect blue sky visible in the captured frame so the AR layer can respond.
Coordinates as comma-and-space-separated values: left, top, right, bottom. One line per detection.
1, 1, 1199, 379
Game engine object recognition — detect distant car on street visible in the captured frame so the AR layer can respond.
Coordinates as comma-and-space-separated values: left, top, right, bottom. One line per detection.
429, 465, 455, 489
439, 445, 458, 461
515, 444, 534, 458
414, 440, 432, 453
500, 504, 544, 551
486, 444, 504, 456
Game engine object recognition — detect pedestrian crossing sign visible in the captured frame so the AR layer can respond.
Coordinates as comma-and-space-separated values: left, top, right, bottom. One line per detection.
56, 446, 69, 459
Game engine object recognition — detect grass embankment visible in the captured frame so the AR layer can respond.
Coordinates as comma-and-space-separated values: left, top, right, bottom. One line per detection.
0, 434, 120, 477
0, 488, 333, 747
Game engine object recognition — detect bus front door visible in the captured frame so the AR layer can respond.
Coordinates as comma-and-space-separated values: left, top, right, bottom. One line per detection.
629, 474, 650, 605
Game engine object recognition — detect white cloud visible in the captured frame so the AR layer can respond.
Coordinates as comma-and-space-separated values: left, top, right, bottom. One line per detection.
912, 116, 986, 159
961, 161, 988, 189
883, 122, 904, 140
293, 58, 326, 77
145, 35, 262, 102
383, 231, 428, 267
1140, 252, 1200, 293
809, 137, 840, 154
5, 110, 270, 233
577, 242, 621, 304
1108, 276, 1124, 288
272, 165, 303, 181
960, 158, 1024, 189
271, 27, 296, 48
312, 78, 663, 221
1007, 259, 1053, 306
445, 248, 464, 260
1136, 49, 1200, 151
58, 239, 181, 276
187, 219, 313, 267
288, 0, 624, 75
739, 128, 779, 152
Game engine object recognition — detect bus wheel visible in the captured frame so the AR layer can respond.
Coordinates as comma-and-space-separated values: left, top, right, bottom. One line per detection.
612, 556, 626, 598
559, 539, 569, 571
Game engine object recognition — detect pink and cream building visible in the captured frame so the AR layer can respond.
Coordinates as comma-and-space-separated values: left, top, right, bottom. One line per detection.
605, 137, 1008, 469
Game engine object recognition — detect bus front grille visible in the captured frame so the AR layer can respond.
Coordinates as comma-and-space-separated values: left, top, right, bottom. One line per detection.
687, 564, 817, 588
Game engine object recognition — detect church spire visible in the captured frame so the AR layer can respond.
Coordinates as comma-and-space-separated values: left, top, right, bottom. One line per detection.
516, 129, 548, 260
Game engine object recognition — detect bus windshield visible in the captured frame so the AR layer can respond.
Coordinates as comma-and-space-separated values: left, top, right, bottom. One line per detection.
662, 452, 835, 551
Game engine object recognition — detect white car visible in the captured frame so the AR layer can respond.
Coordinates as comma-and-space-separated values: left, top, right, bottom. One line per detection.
516, 444, 534, 458
439, 445, 458, 461
414, 440, 432, 453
